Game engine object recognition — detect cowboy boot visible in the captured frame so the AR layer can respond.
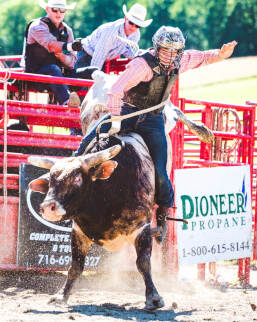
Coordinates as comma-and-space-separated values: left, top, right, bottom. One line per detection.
156, 205, 170, 244
67, 92, 81, 107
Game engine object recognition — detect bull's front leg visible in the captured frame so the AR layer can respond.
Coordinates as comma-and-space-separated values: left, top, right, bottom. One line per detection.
49, 226, 92, 304
135, 225, 164, 311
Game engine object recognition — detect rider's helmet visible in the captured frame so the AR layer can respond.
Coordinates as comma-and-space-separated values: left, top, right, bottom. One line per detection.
152, 26, 185, 70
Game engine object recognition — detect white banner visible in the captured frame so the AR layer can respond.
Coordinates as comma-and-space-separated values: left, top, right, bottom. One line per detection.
175, 166, 252, 265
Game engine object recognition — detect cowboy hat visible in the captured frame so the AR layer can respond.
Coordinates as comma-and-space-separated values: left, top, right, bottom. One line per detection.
39, 0, 76, 10
123, 3, 152, 28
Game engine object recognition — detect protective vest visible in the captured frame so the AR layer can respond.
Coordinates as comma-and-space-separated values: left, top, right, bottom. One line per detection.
25, 17, 68, 73
123, 52, 179, 110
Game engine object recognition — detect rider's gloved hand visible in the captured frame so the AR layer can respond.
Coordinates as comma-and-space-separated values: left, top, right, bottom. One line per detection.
163, 101, 178, 133
108, 120, 121, 136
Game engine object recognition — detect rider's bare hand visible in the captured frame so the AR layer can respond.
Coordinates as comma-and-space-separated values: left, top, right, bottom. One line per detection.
218, 41, 238, 59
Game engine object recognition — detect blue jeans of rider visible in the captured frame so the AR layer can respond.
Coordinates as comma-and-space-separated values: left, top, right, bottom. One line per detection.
75, 106, 174, 208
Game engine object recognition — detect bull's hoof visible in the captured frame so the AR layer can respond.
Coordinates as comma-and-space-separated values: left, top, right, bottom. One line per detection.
144, 295, 165, 311
48, 294, 67, 305
155, 223, 167, 244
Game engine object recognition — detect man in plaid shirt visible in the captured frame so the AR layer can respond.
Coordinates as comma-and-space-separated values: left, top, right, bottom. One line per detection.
74, 3, 152, 70
76, 26, 237, 243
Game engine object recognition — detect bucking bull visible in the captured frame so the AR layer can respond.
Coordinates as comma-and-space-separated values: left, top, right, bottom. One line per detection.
28, 71, 213, 310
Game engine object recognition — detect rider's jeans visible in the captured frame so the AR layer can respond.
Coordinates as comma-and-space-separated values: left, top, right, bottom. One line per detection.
75, 105, 174, 208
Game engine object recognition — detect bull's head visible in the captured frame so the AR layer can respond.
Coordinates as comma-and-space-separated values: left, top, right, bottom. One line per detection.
28, 145, 121, 222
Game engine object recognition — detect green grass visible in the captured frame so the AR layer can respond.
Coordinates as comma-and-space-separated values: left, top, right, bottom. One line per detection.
180, 76, 257, 106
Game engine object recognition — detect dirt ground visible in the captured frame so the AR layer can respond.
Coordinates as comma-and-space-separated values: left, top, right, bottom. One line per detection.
0, 261, 257, 322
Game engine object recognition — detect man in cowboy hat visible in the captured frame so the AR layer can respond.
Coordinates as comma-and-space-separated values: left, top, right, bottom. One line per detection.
74, 3, 152, 70
24, 0, 85, 108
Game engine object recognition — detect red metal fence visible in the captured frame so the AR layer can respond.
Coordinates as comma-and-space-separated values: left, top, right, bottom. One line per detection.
167, 98, 256, 285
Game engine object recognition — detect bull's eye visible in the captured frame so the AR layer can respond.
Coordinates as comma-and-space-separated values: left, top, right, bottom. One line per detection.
73, 173, 83, 187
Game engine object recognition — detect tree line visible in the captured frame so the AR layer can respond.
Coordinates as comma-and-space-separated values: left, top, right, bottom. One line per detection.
0, 0, 256, 57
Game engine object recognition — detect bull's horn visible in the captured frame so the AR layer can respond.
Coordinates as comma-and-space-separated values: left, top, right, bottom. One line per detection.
82, 144, 121, 171
28, 156, 58, 169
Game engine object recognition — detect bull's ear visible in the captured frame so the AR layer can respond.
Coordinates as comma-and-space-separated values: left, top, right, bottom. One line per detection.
90, 160, 118, 181
29, 178, 49, 194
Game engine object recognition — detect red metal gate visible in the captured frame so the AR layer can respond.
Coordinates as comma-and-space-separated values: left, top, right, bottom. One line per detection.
167, 97, 255, 285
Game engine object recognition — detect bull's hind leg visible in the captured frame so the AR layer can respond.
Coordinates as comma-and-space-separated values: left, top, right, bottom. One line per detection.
49, 228, 91, 304
135, 225, 164, 310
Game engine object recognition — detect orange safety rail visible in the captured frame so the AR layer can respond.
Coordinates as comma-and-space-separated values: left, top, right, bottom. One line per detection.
0, 130, 81, 150
0, 152, 29, 167
0, 99, 81, 128
0, 152, 63, 168
0, 70, 94, 87
0, 174, 19, 190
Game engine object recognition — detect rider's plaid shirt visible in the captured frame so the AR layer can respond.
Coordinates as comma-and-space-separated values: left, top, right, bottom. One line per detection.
107, 49, 221, 115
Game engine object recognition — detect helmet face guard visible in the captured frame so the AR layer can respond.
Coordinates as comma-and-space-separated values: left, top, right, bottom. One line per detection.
152, 26, 185, 70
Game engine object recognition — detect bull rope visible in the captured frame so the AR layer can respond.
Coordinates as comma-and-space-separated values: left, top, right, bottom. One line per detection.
0, 69, 11, 246
95, 99, 170, 136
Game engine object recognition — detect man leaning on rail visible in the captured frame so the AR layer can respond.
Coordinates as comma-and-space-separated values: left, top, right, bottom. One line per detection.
24, 0, 93, 108
74, 26, 237, 243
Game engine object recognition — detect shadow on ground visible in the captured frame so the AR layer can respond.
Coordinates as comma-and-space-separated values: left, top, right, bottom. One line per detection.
27, 302, 196, 321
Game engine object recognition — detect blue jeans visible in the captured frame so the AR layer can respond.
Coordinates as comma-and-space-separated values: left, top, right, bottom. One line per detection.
75, 106, 174, 208
75, 51, 92, 69
74, 51, 106, 71
38, 64, 69, 105
37, 64, 99, 104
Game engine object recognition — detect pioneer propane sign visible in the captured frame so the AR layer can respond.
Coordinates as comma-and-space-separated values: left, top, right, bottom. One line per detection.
175, 165, 252, 265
